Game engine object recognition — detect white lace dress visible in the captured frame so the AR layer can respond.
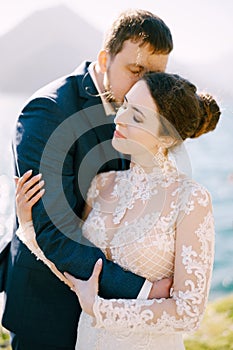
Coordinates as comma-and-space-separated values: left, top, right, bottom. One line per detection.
76, 164, 215, 349
16, 163, 214, 350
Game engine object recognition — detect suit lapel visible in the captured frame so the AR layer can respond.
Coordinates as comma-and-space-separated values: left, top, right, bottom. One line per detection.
74, 62, 119, 166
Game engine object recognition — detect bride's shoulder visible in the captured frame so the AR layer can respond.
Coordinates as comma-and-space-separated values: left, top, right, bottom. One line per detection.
94, 170, 118, 188
178, 175, 212, 205
180, 175, 210, 193
86, 170, 118, 202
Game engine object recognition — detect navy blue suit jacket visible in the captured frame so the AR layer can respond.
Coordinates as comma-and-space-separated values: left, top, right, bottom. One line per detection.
2, 62, 145, 347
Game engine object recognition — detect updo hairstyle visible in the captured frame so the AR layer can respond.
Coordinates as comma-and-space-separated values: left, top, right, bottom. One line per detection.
143, 72, 221, 145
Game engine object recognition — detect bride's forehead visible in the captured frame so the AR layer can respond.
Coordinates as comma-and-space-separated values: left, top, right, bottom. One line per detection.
126, 81, 157, 112
126, 80, 148, 100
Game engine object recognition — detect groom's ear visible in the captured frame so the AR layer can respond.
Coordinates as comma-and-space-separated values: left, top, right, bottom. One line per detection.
97, 49, 110, 73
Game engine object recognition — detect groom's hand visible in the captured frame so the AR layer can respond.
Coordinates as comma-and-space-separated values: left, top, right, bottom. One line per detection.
148, 277, 173, 299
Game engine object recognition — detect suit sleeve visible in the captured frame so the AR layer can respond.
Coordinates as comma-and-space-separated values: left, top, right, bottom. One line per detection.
15, 96, 145, 299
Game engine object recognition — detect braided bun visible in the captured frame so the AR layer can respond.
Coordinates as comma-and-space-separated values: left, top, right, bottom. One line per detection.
191, 93, 221, 138
143, 72, 221, 145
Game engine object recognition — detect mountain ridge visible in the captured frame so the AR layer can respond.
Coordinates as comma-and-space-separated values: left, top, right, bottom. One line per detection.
0, 5, 103, 93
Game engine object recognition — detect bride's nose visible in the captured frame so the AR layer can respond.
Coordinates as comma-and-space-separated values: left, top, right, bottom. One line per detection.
114, 106, 128, 126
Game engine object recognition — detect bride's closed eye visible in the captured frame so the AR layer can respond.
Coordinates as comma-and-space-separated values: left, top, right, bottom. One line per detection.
133, 114, 143, 123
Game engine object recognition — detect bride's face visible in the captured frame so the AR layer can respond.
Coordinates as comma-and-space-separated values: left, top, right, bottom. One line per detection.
112, 80, 161, 157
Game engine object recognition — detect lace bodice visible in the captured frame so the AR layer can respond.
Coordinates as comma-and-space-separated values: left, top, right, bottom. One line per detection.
82, 164, 214, 334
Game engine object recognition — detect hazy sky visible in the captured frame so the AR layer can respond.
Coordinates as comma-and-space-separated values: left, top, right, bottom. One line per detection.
0, 0, 232, 63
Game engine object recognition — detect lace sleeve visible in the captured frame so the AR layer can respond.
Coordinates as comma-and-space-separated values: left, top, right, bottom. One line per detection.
16, 222, 73, 289
93, 186, 215, 333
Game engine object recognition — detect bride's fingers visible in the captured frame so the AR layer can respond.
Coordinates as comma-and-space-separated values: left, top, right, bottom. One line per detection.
28, 188, 45, 207
16, 179, 45, 208
64, 259, 102, 295
21, 174, 42, 195
23, 180, 45, 202
16, 173, 42, 196
16, 170, 32, 192
90, 259, 102, 283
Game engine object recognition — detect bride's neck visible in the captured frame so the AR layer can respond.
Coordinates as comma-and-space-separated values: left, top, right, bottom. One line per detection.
130, 154, 161, 173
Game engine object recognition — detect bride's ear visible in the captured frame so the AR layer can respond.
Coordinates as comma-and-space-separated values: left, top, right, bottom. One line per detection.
97, 50, 110, 74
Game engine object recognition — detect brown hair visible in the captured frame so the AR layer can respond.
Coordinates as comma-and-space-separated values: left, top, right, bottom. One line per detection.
143, 72, 221, 143
103, 9, 173, 56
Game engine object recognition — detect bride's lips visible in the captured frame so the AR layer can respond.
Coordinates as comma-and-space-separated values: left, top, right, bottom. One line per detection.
114, 130, 126, 139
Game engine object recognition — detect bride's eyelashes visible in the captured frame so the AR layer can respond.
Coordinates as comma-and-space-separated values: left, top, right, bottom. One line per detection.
133, 115, 143, 123
116, 102, 143, 123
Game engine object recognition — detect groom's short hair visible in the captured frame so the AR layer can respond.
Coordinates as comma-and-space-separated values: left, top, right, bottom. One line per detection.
103, 9, 173, 56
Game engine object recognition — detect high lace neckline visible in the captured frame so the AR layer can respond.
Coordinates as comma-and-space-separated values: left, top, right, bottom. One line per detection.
130, 159, 179, 179
130, 162, 162, 176
111, 161, 179, 225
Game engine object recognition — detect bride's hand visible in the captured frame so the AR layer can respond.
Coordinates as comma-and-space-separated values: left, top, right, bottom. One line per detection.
64, 258, 103, 317
15, 170, 45, 226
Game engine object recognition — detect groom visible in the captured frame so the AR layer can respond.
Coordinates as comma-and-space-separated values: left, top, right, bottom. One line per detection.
2, 9, 173, 350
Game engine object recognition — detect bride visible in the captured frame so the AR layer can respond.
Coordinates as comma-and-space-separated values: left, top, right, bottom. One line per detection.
15, 72, 221, 349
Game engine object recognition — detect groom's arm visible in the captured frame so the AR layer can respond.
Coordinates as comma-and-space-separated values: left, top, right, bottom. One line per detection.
16, 96, 146, 299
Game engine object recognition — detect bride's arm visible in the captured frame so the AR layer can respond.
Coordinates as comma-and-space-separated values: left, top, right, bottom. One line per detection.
15, 172, 74, 289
